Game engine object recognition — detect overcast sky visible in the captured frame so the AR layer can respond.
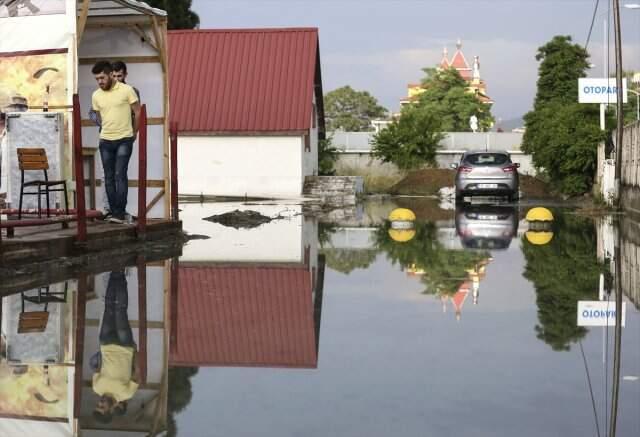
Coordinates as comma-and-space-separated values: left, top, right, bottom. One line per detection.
191, 0, 640, 121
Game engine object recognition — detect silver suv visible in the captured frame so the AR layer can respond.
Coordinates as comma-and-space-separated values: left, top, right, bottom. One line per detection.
451, 151, 519, 202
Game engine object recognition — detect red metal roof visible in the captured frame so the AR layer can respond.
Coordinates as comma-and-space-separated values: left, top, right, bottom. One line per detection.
168, 28, 324, 135
169, 265, 318, 368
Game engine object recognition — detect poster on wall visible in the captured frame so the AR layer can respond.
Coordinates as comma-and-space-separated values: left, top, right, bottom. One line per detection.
0, 51, 67, 200
0, 0, 66, 18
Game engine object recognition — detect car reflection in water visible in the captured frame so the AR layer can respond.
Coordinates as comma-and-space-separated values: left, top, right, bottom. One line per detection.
455, 202, 519, 250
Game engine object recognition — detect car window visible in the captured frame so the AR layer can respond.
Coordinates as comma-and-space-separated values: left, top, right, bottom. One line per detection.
463, 153, 510, 166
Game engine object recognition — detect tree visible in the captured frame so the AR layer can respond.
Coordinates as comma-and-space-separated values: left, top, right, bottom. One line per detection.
145, 0, 199, 30
372, 104, 444, 169
375, 221, 488, 295
321, 248, 379, 274
167, 366, 199, 436
417, 68, 494, 131
522, 211, 601, 351
324, 86, 387, 131
523, 36, 606, 195
318, 136, 338, 176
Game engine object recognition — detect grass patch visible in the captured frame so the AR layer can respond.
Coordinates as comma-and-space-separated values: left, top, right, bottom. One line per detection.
336, 165, 406, 194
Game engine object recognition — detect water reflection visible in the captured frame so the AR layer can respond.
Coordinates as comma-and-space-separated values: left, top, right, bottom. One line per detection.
1, 200, 638, 436
0, 256, 175, 436
455, 203, 519, 249
174, 202, 325, 369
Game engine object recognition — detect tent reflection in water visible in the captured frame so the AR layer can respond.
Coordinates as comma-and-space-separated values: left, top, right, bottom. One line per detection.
0, 1, 172, 436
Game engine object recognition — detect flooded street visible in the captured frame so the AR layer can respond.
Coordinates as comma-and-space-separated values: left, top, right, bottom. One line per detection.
171, 199, 640, 437
1, 199, 639, 436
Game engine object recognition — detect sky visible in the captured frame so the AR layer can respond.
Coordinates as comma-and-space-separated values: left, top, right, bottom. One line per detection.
191, 0, 640, 122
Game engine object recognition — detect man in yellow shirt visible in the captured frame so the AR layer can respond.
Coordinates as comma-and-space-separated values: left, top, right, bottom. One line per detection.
92, 270, 140, 423
91, 61, 141, 223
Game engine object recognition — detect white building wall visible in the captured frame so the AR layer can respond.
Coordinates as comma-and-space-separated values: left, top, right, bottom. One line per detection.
178, 135, 303, 198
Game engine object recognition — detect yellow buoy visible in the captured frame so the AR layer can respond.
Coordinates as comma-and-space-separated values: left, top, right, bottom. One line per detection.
388, 228, 416, 243
525, 231, 554, 245
525, 207, 554, 222
388, 208, 416, 222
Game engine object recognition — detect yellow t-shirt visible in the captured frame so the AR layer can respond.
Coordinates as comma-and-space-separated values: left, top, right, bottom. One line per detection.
91, 81, 139, 141
92, 344, 139, 402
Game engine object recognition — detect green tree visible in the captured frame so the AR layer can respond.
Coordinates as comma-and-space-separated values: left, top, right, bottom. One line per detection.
145, 0, 199, 29
167, 366, 199, 436
417, 67, 495, 131
318, 136, 338, 176
523, 35, 606, 195
375, 221, 488, 295
324, 86, 388, 131
372, 104, 444, 169
321, 248, 379, 274
522, 211, 601, 351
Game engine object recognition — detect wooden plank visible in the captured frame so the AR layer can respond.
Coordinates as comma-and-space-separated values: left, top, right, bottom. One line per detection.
77, 0, 92, 43
85, 319, 164, 329
79, 56, 160, 65
146, 189, 165, 214
81, 116, 164, 127
94, 179, 165, 188
131, 24, 158, 52
29, 105, 73, 110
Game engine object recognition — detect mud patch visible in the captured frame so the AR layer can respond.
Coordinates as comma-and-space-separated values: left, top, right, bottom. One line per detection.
203, 209, 274, 229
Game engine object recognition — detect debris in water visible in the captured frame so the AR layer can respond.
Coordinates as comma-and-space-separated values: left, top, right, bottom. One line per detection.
184, 233, 211, 241
203, 209, 273, 229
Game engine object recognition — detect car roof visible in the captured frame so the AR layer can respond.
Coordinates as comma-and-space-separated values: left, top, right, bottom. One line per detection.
462, 150, 510, 156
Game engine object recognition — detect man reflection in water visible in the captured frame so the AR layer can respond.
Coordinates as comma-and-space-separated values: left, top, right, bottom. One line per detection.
92, 270, 140, 423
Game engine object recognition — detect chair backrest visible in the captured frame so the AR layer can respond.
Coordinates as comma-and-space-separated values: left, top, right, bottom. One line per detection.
17, 148, 49, 171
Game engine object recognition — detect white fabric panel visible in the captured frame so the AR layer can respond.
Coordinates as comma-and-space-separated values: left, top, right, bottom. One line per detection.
78, 27, 159, 58
4, 112, 65, 208
0, 15, 69, 52
0, 421, 71, 437
2, 282, 66, 364
79, 0, 166, 17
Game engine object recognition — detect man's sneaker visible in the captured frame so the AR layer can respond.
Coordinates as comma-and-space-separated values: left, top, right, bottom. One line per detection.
108, 215, 125, 224
101, 212, 113, 221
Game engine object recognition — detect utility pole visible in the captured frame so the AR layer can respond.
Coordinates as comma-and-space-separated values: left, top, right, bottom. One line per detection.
610, 3, 624, 437
613, 0, 624, 207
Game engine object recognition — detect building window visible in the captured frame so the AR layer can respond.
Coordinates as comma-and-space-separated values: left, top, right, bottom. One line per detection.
305, 132, 311, 151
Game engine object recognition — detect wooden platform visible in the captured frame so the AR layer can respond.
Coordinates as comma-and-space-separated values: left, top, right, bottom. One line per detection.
1, 217, 183, 266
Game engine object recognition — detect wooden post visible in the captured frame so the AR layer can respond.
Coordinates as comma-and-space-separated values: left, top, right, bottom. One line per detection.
73, 94, 88, 243
170, 256, 179, 354
170, 122, 179, 221
73, 273, 88, 419
137, 256, 148, 385
137, 104, 147, 238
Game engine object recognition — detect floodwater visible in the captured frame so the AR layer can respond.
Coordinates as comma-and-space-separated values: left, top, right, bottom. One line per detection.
0, 198, 639, 436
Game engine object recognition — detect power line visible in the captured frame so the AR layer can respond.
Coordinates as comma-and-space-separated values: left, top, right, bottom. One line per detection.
579, 341, 602, 437
585, 0, 601, 50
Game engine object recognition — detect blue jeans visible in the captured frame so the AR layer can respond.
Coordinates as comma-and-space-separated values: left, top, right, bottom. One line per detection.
99, 137, 133, 218
99, 270, 134, 347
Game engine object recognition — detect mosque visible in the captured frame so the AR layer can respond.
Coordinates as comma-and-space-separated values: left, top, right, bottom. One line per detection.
400, 39, 493, 108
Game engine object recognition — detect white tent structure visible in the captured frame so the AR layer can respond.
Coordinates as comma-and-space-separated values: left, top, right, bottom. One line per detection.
0, 0, 171, 219
0, 3, 172, 435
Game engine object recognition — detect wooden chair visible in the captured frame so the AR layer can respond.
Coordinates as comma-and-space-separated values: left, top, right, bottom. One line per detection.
18, 283, 68, 334
17, 148, 69, 219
